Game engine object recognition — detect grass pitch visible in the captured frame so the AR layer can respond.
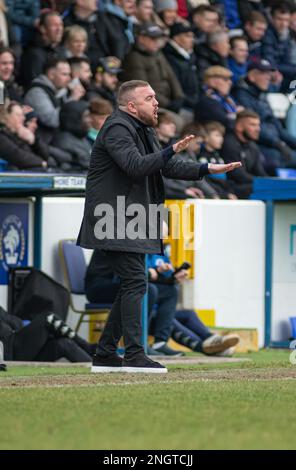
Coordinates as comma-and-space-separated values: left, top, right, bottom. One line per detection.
0, 350, 295, 450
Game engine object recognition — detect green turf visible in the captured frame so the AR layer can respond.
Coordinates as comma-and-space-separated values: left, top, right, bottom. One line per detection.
0, 350, 295, 450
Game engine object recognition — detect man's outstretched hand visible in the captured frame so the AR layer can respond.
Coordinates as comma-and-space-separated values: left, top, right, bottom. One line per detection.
208, 162, 242, 174
173, 135, 196, 153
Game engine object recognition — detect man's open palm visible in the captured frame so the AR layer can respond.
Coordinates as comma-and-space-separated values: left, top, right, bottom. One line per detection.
209, 162, 242, 174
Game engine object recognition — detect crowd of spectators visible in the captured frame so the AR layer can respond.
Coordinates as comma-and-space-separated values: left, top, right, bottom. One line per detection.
1, 0, 296, 197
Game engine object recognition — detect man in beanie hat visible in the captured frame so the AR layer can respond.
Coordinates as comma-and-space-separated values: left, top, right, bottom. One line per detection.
154, 0, 179, 28
163, 22, 199, 118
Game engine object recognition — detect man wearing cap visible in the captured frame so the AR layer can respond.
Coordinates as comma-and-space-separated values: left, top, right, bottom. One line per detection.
163, 23, 199, 119
92, 57, 122, 108
121, 22, 185, 129
233, 57, 296, 174
196, 66, 242, 130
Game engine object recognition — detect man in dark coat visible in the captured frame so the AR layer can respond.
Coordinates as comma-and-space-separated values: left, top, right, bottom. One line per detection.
77, 79, 241, 374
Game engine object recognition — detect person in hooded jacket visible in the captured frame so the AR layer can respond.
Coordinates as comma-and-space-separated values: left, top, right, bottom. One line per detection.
52, 100, 92, 172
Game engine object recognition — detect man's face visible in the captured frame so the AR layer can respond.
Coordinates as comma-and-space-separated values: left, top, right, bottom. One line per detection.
130, 85, 159, 127
272, 11, 291, 34
249, 69, 271, 91
212, 36, 230, 58
50, 62, 72, 89
245, 21, 267, 41
162, 9, 178, 26
193, 11, 219, 33
239, 117, 261, 141
43, 15, 64, 44
230, 39, 249, 64
0, 52, 14, 81
208, 76, 232, 96
118, 0, 136, 16
136, 0, 153, 22
76, 0, 97, 12
174, 32, 194, 52
76, 62, 92, 84
138, 35, 162, 53
102, 72, 118, 91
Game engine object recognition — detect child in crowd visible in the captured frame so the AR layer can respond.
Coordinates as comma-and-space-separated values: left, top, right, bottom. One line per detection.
198, 121, 237, 199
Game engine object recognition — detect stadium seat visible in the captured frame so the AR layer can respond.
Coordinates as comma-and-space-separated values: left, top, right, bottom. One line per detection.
266, 93, 290, 119
58, 239, 111, 333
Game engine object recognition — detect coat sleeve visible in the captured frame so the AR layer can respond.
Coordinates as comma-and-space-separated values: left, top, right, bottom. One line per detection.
24, 87, 60, 129
101, 124, 173, 178
0, 133, 44, 169
162, 156, 201, 180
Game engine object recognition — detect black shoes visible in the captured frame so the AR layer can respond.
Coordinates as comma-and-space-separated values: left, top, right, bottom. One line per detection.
91, 353, 123, 373
91, 353, 168, 374
122, 355, 167, 374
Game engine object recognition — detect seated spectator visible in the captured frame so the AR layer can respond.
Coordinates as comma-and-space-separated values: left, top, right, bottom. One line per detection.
197, 121, 237, 199
52, 100, 92, 171
191, 4, 220, 46
196, 30, 230, 82
233, 57, 296, 174
0, 0, 16, 48
261, 0, 296, 92
160, 118, 219, 199
6, 0, 40, 46
228, 35, 249, 85
243, 11, 268, 60
147, 239, 240, 356
121, 22, 185, 129
221, 110, 268, 198
69, 56, 93, 98
289, 5, 296, 66
0, 101, 48, 170
91, 57, 121, 108
154, 0, 180, 30
87, 98, 113, 144
163, 22, 199, 120
0, 306, 94, 362
196, 66, 241, 130
62, 24, 88, 58
133, 0, 154, 25
0, 46, 22, 102
24, 57, 85, 143
19, 11, 64, 89
24, 106, 73, 171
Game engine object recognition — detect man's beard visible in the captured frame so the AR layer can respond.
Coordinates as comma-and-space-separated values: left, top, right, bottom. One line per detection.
137, 109, 158, 127
242, 130, 258, 142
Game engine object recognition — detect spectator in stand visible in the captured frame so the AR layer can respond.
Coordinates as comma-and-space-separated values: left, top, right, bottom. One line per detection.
197, 121, 237, 199
62, 25, 88, 59
24, 57, 85, 143
218, 0, 242, 30
221, 110, 267, 198
91, 57, 121, 108
156, 111, 178, 149
196, 66, 241, 130
191, 4, 220, 46
0, 101, 49, 170
41, 0, 72, 14
6, 0, 40, 46
261, 1, 296, 92
133, 0, 154, 25
228, 35, 249, 85
121, 22, 185, 129
63, 0, 108, 67
87, 97, 113, 144
163, 22, 199, 121
154, 0, 180, 30
69, 56, 93, 99
289, 5, 296, 66
195, 30, 230, 82
0, 47, 22, 102
52, 100, 92, 171
243, 11, 268, 60
19, 11, 64, 89
233, 57, 296, 174
237, 0, 266, 24
0, 0, 16, 48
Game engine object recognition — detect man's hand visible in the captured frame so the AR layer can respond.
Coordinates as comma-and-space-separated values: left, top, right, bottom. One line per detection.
174, 269, 189, 284
173, 135, 196, 153
208, 162, 242, 174
185, 187, 205, 198
157, 263, 174, 273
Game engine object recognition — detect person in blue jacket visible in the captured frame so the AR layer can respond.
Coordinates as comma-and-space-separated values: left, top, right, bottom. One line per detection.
6, 0, 40, 45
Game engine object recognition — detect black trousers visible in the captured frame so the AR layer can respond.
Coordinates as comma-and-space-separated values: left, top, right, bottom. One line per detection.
96, 251, 147, 360
12, 312, 91, 362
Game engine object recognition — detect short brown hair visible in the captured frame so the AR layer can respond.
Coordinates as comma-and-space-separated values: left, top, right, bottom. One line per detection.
245, 11, 267, 25
203, 121, 225, 136
181, 122, 205, 139
157, 112, 176, 127
236, 109, 260, 122
89, 98, 113, 116
117, 80, 150, 106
